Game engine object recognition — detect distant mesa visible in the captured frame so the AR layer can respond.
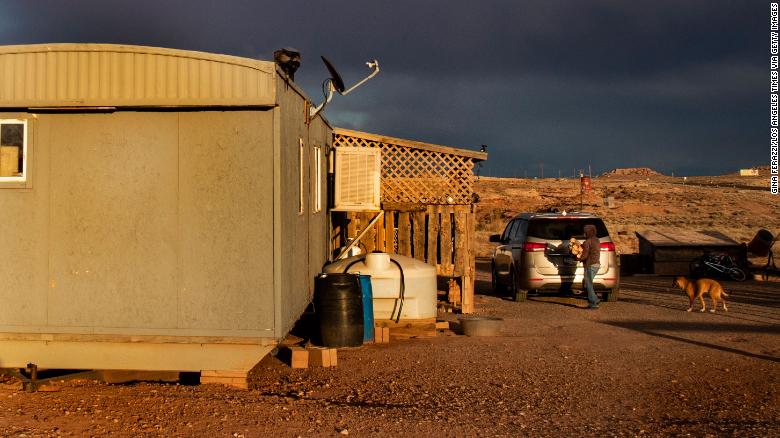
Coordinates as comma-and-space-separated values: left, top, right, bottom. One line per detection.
600, 167, 662, 177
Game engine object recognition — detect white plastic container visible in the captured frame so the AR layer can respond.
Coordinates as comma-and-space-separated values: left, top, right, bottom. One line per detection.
324, 253, 437, 320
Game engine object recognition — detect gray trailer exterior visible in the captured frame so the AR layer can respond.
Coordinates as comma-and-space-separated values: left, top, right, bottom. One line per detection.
0, 44, 329, 374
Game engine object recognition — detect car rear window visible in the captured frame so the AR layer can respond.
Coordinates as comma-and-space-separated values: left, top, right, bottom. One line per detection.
526, 218, 609, 239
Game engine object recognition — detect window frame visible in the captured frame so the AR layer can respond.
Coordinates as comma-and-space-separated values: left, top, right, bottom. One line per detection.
312, 144, 322, 213
298, 138, 305, 215
0, 118, 31, 189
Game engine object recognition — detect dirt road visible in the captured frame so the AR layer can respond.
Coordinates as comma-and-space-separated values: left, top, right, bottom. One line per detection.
1, 264, 778, 437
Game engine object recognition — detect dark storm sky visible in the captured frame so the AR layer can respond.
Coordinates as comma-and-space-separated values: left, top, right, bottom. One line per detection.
0, 0, 767, 176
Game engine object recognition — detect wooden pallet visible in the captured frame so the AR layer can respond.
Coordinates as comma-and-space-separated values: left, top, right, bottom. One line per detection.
375, 317, 437, 339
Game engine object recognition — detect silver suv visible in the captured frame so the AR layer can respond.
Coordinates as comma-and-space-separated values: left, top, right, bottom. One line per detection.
489, 212, 620, 302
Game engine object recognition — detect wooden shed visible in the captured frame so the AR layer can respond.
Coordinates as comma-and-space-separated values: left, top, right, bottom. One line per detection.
636, 230, 744, 275
330, 128, 487, 313
0, 44, 330, 384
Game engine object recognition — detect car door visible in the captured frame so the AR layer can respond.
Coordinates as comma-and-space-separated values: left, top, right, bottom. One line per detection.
509, 219, 528, 275
493, 219, 518, 278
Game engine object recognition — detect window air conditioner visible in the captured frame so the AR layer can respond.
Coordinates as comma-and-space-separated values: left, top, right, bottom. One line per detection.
332, 147, 381, 211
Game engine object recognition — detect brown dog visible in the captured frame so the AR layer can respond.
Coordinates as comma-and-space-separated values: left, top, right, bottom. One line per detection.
672, 276, 729, 313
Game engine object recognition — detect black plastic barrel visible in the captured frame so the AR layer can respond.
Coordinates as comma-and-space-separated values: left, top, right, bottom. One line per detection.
314, 273, 364, 347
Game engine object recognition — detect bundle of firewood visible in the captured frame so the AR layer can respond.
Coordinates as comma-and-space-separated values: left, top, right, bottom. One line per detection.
569, 238, 583, 258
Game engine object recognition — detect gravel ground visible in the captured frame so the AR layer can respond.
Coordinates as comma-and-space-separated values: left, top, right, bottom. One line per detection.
1, 263, 778, 437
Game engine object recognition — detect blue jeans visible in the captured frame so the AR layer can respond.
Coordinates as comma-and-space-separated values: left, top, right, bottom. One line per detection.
584, 264, 600, 307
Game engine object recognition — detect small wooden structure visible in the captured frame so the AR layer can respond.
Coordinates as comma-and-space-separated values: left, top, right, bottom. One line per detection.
330, 128, 487, 313
636, 230, 744, 275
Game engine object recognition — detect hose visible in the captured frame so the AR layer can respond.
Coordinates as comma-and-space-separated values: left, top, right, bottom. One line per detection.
338, 253, 406, 324
388, 258, 406, 323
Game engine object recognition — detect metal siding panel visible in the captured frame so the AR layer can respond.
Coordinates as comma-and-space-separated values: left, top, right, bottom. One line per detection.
99, 52, 109, 99
178, 111, 274, 331
211, 61, 221, 99
87, 52, 99, 99
110, 52, 120, 99
25, 53, 35, 98
0, 114, 49, 327
66, 51, 77, 100
78, 51, 88, 100
0, 44, 276, 107
47, 113, 180, 329
35, 53, 45, 100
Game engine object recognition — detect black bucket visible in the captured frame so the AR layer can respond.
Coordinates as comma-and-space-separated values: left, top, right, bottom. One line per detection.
314, 273, 364, 347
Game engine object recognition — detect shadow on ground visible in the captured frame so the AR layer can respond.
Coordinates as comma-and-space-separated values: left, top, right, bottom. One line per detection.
600, 320, 780, 363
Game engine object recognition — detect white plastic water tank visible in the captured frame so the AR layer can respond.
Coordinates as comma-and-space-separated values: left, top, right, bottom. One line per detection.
323, 253, 437, 320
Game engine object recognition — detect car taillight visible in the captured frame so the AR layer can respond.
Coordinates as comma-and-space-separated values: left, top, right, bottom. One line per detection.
600, 242, 616, 251
523, 242, 547, 252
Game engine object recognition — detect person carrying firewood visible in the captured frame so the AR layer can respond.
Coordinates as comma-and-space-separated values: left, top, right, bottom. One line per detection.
578, 224, 601, 309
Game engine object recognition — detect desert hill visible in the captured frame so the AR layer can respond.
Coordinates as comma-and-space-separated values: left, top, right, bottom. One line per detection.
600, 167, 662, 177
474, 173, 779, 259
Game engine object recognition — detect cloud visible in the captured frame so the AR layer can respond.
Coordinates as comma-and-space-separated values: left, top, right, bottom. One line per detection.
0, 0, 766, 176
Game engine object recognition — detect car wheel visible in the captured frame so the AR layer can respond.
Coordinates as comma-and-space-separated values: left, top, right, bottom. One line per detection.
602, 288, 619, 302
510, 267, 528, 302
728, 267, 747, 282
491, 263, 506, 295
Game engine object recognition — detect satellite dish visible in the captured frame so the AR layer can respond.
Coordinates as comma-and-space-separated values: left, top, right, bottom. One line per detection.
321, 56, 345, 94
309, 56, 380, 119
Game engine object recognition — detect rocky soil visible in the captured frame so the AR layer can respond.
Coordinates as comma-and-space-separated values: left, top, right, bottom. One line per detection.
1, 269, 778, 437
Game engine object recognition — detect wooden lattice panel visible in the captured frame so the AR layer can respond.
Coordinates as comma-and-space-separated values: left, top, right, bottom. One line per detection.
333, 132, 476, 204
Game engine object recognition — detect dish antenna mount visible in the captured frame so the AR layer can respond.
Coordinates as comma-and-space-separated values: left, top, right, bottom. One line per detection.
309, 56, 380, 119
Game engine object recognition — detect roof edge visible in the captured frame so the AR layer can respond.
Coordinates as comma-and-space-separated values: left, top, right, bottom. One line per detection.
333, 127, 487, 161
0, 43, 274, 74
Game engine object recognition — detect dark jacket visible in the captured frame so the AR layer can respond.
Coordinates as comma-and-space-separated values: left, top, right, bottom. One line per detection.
579, 224, 601, 267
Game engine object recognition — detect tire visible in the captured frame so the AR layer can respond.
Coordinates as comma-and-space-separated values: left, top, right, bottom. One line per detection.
602, 288, 619, 302
728, 267, 747, 282
510, 267, 528, 302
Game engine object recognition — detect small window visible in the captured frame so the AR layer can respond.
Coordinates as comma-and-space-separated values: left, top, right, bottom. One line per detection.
312, 145, 322, 213
510, 219, 528, 241
0, 120, 28, 185
298, 138, 305, 215
501, 220, 518, 242
527, 218, 609, 240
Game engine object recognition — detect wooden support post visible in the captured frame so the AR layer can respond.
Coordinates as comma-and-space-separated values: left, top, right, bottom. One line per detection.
440, 207, 453, 276
461, 207, 476, 313
385, 211, 396, 254
364, 212, 377, 253
413, 211, 426, 262
376, 211, 386, 252
427, 205, 439, 268
398, 212, 411, 257
454, 207, 467, 277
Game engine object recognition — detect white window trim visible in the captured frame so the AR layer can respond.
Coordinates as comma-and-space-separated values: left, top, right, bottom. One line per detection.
313, 145, 322, 213
0, 119, 28, 185
298, 138, 305, 215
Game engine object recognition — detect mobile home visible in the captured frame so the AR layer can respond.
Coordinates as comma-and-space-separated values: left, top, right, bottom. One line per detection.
0, 44, 328, 380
